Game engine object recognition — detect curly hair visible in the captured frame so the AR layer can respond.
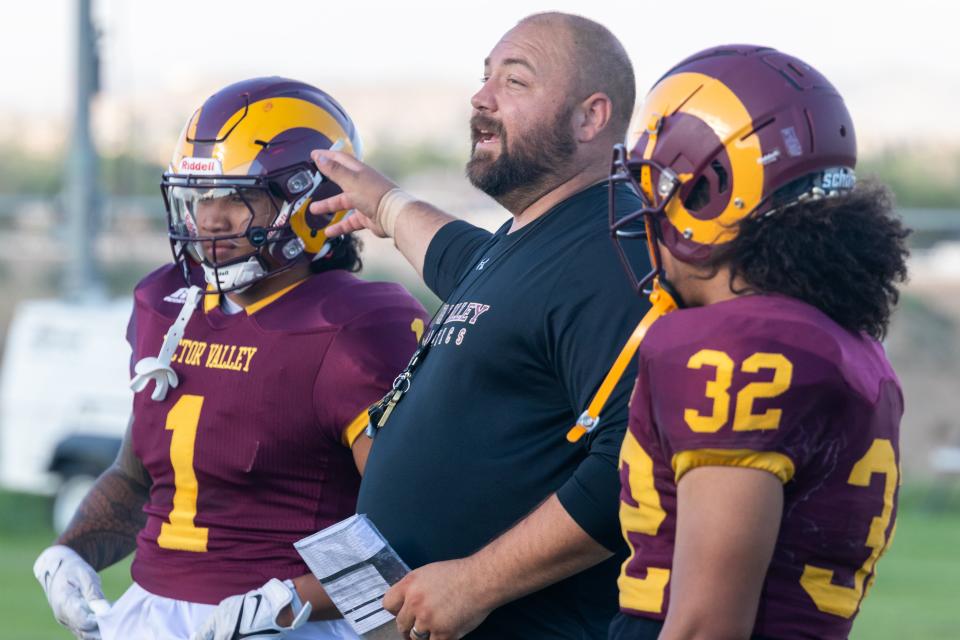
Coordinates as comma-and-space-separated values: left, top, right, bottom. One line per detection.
715, 179, 910, 340
309, 233, 363, 274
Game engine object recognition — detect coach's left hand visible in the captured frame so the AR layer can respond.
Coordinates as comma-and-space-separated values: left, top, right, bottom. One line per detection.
384, 558, 494, 640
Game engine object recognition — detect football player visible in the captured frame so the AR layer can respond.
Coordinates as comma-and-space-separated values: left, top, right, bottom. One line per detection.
605, 46, 909, 639
33, 77, 429, 640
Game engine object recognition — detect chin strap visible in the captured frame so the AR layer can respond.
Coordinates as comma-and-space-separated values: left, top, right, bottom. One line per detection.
566, 281, 679, 443
130, 285, 203, 402
202, 259, 264, 294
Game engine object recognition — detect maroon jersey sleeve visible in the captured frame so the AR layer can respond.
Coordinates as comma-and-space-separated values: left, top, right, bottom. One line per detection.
313, 308, 427, 448
644, 323, 841, 485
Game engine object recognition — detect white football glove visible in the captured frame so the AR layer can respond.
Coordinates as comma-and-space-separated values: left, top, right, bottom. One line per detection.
191, 578, 312, 640
33, 545, 110, 640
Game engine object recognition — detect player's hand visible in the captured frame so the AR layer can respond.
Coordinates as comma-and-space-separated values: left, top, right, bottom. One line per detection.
191, 578, 312, 640
384, 559, 493, 640
309, 149, 398, 238
33, 545, 109, 640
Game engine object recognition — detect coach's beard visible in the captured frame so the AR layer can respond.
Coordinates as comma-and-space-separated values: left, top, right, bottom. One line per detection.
466, 106, 577, 214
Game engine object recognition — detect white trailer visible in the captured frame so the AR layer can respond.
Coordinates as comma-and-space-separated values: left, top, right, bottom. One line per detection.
0, 298, 133, 530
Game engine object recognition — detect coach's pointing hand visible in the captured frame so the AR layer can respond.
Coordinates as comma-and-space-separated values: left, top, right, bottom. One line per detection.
311, 146, 454, 278
310, 149, 403, 239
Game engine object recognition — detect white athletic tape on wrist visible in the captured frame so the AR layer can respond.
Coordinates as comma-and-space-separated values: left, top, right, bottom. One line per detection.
376, 188, 417, 237
282, 579, 305, 618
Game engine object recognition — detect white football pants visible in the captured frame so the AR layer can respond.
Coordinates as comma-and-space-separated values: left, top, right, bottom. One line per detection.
96, 582, 360, 640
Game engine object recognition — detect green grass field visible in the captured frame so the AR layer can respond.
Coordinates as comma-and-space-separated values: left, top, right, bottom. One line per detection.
2, 490, 958, 639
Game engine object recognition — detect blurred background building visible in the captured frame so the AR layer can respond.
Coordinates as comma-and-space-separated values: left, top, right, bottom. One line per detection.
0, 1, 958, 638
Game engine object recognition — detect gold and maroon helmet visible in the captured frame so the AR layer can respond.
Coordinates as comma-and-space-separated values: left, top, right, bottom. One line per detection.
609, 45, 857, 294
162, 77, 361, 293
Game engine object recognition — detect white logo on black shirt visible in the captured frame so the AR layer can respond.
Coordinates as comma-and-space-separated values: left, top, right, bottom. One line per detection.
424, 301, 491, 348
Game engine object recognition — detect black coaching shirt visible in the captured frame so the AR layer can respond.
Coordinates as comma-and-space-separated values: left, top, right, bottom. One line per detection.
357, 182, 651, 638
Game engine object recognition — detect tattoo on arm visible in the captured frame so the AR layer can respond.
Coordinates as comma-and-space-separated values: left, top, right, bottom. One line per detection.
56, 418, 151, 571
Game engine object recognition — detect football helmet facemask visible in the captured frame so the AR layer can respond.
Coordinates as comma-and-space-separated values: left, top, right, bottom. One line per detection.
162, 77, 362, 294
609, 45, 857, 294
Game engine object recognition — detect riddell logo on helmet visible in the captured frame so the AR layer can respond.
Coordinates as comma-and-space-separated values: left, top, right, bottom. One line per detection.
178, 157, 223, 175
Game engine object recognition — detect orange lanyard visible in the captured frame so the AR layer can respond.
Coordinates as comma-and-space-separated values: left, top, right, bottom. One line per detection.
566, 281, 678, 443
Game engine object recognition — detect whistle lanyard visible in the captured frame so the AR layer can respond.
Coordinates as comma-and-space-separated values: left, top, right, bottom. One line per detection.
366, 218, 546, 437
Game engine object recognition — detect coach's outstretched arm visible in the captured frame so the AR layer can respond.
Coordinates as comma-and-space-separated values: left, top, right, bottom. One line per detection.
310, 149, 457, 278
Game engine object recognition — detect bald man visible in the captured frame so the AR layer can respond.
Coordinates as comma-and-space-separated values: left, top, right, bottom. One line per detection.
310, 13, 648, 639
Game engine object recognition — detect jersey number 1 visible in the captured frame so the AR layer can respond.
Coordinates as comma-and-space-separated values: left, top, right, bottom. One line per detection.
157, 394, 209, 552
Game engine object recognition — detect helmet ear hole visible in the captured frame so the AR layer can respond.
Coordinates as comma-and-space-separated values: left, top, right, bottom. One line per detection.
711, 160, 729, 194
683, 175, 711, 212
682, 159, 730, 212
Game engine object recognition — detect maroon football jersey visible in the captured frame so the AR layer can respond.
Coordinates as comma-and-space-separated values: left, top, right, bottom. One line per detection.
618, 294, 902, 639
126, 264, 428, 603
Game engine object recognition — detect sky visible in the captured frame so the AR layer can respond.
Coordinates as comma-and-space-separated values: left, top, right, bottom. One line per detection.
0, 0, 957, 155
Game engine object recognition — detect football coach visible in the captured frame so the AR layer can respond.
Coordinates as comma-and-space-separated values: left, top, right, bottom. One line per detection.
310, 12, 649, 640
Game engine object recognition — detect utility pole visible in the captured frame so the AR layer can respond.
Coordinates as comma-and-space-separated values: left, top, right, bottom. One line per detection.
63, 0, 103, 300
